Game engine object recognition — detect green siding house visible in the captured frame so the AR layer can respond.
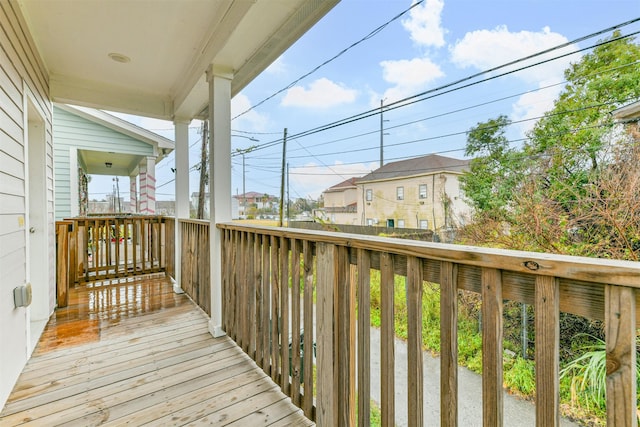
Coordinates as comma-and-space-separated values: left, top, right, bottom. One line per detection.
53, 104, 174, 220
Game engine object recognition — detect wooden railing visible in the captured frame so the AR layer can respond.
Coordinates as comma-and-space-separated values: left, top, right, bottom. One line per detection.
179, 219, 211, 315
216, 223, 639, 427
56, 216, 170, 294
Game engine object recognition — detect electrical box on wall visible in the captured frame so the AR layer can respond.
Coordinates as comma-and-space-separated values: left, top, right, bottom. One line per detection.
14, 283, 32, 308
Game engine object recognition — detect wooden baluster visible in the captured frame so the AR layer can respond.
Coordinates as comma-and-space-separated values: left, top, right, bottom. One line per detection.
535, 275, 560, 427
337, 246, 355, 426
605, 285, 637, 427
262, 234, 271, 375
440, 261, 458, 427
482, 267, 503, 427
407, 256, 423, 427
357, 249, 371, 427
280, 237, 290, 394
302, 240, 315, 419
316, 242, 338, 426
253, 233, 262, 366
69, 220, 77, 285
381, 252, 395, 427
270, 235, 280, 383
247, 232, 257, 360
291, 239, 302, 405
240, 231, 248, 351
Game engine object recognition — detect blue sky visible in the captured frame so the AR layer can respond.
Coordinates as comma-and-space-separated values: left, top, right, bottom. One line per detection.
93, 0, 640, 203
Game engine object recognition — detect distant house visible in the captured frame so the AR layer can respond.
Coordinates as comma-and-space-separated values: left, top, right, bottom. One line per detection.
317, 177, 359, 224
53, 104, 174, 219
356, 154, 471, 230
233, 192, 278, 217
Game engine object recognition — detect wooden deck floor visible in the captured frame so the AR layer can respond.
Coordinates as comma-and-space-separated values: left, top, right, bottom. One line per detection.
0, 275, 312, 426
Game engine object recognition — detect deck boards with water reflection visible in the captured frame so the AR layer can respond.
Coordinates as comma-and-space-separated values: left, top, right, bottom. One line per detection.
0, 275, 312, 426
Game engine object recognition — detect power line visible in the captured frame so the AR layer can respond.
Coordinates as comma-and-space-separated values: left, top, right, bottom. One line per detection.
232, 0, 426, 120
242, 23, 639, 155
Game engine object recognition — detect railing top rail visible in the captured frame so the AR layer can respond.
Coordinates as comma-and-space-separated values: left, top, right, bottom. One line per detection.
217, 222, 640, 288
178, 218, 211, 225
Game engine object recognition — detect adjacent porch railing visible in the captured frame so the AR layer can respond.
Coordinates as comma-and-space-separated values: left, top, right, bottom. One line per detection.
214, 223, 639, 427
55, 216, 171, 306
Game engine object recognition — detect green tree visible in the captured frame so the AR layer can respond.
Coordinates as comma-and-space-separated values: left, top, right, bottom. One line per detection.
459, 115, 522, 218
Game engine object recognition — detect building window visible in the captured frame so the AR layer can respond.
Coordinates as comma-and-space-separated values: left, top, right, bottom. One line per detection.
396, 186, 404, 200
419, 184, 427, 199
366, 218, 374, 226
397, 219, 405, 228
419, 219, 428, 229
331, 214, 336, 223
366, 189, 373, 201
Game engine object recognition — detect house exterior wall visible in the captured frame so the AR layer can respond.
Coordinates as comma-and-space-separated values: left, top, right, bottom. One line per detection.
318, 187, 358, 224
0, 2, 54, 409
323, 187, 357, 209
52, 106, 154, 220
357, 172, 470, 230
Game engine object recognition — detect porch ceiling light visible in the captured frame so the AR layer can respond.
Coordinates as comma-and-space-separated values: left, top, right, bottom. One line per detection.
108, 52, 131, 63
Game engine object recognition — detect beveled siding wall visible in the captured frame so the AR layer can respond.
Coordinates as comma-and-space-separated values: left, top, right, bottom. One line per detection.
52, 105, 154, 220
0, 1, 53, 409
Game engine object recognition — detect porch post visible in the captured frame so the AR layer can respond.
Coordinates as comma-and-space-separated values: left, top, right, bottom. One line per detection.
207, 64, 232, 338
139, 156, 157, 214
129, 174, 137, 213
173, 119, 191, 294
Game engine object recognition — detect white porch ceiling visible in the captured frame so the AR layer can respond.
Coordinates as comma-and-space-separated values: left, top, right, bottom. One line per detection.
17, 0, 338, 121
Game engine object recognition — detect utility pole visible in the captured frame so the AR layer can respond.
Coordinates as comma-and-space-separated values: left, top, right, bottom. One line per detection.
242, 152, 246, 217
278, 128, 287, 227
197, 120, 208, 219
286, 162, 290, 223
380, 99, 384, 168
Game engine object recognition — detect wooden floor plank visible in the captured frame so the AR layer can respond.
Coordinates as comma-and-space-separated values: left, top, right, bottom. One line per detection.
0, 275, 312, 427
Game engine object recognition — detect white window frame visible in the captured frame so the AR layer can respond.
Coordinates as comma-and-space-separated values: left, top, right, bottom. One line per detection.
419, 219, 429, 229
366, 189, 373, 201
396, 186, 404, 200
419, 184, 427, 199
397, 219, 405, 228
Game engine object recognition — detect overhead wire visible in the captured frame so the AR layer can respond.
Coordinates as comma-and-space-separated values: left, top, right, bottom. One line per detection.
232, 0, 426, 120
238, 22, 640, 155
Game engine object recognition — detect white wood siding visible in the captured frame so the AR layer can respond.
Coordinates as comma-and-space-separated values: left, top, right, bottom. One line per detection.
0, 1, 53, 410
53, 106, 155, 219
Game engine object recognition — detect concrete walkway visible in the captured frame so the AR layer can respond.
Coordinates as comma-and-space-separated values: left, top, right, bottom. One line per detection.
369, 328, 580, 427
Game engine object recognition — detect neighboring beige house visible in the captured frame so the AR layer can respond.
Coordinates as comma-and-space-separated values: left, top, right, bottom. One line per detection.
317, 177, 358, 224
357, 154, 471, 231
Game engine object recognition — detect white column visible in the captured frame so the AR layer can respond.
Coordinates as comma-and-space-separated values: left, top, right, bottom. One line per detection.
173, 119, 191, 294
207, 65, 232, 338
129, 174, 138, 213
139, 156, 157, 214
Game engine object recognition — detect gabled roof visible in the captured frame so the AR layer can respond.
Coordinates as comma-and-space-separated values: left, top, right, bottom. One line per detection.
323, 177, 358, 193
357, 154, 469, 183
57, 104, 175, 153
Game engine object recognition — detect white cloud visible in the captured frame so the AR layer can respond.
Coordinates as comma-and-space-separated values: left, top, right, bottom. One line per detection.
282, 78, 358, 108
511, 81, 563, 134
450, 25, 577, 84
290, 161, 378, 199
450, 25, 580, 136
377, 57, 444, 104
265, 55, 287, 75
231, 93, 269, 131
401, 0, 446, 48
